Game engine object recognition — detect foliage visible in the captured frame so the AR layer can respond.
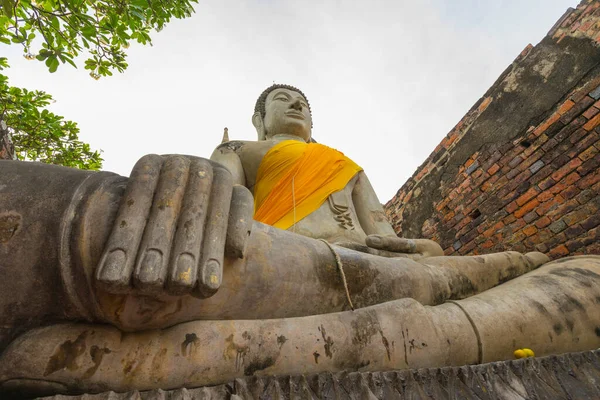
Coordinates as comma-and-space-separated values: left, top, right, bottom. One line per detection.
0, 0, 197, 169
0, 57, 102, 168
0, 0, 197, 77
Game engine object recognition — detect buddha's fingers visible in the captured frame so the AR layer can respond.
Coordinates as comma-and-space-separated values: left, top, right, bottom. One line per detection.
225, 185, 254, 259
133, 156, 191, 294
166, 159, 214, 295
195, 165, 233, 298
95, 154, 164, 293
366, 235, 417, 253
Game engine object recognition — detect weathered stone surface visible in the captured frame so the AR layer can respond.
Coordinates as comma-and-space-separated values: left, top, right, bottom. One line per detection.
38, 350, 600, 400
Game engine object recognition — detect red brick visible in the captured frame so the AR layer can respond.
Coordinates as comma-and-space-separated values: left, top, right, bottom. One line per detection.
560, 185, 581, 200
481, 239, 494, 249
550, 181, 569, 195
537, 190, 554, 202
560, 96, 594, 124
579, 144, 600, 161
564, 172, 582, 185
577, 170, 600, 189
515, 199, 540, 218
577, 156, 600, 176
581, 213, 600, 231
558, 99, 576, 115
548, 245, 569, 258
551, 158, 583, 182
583, 106, 600, 119
533, 112, 562, 136
505, 201, 518, 213
535, 216, 552, 228
523, 225, 538, 236
516, 187, 540, 206
538, 176, 556, 191
547, 198, 580, 219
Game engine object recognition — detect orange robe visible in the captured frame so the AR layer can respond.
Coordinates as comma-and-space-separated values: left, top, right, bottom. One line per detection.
254, 140, 363, 230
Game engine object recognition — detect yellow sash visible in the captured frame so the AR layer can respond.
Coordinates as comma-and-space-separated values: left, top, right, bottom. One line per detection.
254, 140, 362, 229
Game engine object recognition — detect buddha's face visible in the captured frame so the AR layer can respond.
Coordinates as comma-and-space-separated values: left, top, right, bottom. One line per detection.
263, 88, 312, 142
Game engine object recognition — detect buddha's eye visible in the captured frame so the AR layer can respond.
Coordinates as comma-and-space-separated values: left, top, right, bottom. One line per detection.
276, 96, 288, 102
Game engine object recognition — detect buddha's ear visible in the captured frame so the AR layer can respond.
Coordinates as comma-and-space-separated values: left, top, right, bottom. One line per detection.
252, 112, 266, 141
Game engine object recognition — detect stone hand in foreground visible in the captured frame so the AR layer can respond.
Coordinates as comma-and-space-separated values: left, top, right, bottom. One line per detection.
95, 154, 253, 298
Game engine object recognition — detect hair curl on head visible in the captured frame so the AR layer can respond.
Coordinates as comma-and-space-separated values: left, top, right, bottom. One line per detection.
254, 84, 313, 127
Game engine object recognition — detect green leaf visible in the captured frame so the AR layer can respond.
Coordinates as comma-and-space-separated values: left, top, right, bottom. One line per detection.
2, 0, 13, 19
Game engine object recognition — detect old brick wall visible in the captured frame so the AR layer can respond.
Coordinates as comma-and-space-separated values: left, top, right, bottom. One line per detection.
385, 0, 600, 259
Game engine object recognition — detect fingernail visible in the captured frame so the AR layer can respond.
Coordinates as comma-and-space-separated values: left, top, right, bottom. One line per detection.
100, 249, 127, 281
204, 260, 221, 288
140, 249, 163, 280
175, 254, 195, 284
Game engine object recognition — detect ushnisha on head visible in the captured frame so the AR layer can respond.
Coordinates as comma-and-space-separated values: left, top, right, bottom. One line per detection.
253, 84, 313, 142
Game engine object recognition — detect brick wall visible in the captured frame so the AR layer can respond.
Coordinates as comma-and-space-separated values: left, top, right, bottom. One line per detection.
385, 0, 600, 259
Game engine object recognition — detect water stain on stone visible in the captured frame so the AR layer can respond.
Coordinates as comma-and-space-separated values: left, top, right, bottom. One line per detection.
595, 327, 600, 337
0, 212, 21, 243
83, 345, 111, 378
276, 335, 287, 349
401, 329, 408, 365
44, 331, 88, 376
244, 356, 275, 376
318, 325, 334, 358
379, 330, 391, 361
181, 333, 199, 356
313, 351, 320, 364
553, 323, 564, 335
223, 334, 249, 372
565, 318, 575, 332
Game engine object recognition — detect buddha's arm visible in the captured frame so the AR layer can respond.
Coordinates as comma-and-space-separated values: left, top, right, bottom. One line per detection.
210, 145, 246, 186
352, 171, 397, 237
352, 171, 443, 258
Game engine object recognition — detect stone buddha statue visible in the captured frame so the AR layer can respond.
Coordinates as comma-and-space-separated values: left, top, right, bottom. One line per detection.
0, 84, 599, 398
211, 84, 442, 258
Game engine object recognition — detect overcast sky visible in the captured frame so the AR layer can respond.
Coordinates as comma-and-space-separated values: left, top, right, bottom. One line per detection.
2, 0, 578, 202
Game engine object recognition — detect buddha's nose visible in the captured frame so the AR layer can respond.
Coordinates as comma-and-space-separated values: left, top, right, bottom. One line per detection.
290, 100, 302, 111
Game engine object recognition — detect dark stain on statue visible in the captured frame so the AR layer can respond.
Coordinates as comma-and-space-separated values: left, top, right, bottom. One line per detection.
313, 351, 320, 364
379, 330, 391, 361
83, 345, 111, 378
530, 300, 551, 317
553, 323, 564, 335
181, 333, 199, 356
401, 329, 408, 365
595, 327, 600, 337
350, 311, 380, 347
44, 331, 89, 376
244, 356, 275, 376
224, 334, 249, 372
0, 212, 21, 243
319, 325, 334, 358
450, 274, 477, 299
277, 335, 287, 349
565, 318, 575, 332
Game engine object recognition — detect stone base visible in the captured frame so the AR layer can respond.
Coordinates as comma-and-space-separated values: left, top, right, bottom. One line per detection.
37, 349, 600, 400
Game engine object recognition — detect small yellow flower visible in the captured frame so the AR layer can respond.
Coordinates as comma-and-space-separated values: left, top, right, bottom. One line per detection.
523, 348, 535, 357
514, 349, 526, 359
514, 348, 535, 358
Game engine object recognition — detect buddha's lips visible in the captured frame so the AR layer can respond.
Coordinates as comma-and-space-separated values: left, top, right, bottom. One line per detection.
285, 111, 305, 119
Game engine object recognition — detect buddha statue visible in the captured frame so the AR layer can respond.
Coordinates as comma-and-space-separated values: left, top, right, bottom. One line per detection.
0, 85, 599, 398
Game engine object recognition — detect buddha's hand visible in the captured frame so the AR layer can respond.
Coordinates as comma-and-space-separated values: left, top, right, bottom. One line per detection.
95, 154, 253, 299
365, 235, 444, 259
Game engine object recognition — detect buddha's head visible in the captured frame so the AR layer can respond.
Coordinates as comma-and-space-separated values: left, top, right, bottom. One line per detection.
253, 84, 312, 142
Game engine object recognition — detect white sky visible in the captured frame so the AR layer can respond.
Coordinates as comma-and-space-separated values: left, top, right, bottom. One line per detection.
1, 0, 578, 202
